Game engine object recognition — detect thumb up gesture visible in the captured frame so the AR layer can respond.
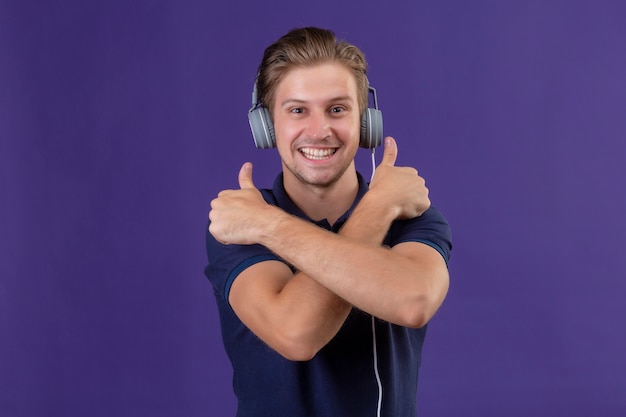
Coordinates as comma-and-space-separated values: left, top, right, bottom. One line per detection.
368, 137, 431, 219
209, 162, 275, 245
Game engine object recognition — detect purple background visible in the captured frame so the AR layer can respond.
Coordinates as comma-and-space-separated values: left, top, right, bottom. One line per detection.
2, 1, 625, 416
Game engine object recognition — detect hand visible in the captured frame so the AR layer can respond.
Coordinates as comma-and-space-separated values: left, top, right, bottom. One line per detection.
208, 162, 276, 245
368, 137, 430, 219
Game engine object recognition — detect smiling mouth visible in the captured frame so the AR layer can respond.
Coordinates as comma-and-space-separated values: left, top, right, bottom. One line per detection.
299, 147, 337, 160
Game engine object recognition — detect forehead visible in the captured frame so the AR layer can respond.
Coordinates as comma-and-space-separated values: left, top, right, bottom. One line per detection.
274, 63, 358, 105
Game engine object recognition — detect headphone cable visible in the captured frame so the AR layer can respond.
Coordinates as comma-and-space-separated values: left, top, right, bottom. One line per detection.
369, 148, 383, 417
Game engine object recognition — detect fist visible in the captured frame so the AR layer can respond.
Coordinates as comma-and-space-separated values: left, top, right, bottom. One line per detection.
368, 137, 430, 219
208, 163, 273, 245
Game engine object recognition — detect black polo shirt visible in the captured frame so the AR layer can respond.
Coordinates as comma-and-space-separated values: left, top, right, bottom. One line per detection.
205, 172, 451, 417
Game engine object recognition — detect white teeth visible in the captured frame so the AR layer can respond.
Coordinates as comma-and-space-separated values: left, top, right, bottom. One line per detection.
300, 148, 336, 160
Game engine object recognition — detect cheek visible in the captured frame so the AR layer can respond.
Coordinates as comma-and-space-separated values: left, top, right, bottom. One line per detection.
339, 116, 361, 143
273, 121, 299, 148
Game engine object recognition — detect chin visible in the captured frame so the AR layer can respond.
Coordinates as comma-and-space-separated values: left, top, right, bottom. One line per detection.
297, 166, 352, 189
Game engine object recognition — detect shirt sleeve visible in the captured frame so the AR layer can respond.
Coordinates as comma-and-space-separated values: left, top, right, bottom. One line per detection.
386, 206, 452, 265
204, 225, 282, 305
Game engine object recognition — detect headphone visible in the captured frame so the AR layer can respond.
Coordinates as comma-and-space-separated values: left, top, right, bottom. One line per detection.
248, 78, 383, 149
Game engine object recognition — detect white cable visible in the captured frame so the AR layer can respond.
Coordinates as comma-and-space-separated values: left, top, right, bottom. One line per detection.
369, 148, 383, 417
372, 316, 383, 417
370, 148, 376, 182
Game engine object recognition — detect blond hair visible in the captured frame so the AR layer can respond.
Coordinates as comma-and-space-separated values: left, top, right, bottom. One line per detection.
256, 27, 368, 115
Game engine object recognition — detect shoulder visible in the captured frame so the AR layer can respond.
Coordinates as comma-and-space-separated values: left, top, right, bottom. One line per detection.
388, 206, 452, 262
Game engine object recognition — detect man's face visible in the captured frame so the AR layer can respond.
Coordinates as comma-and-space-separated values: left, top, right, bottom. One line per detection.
272, 62, 361, 190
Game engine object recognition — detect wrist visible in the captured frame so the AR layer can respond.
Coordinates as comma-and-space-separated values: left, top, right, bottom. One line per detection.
357, 191, 400, 224
256, 205, 291, 245
340, 191, 397, 244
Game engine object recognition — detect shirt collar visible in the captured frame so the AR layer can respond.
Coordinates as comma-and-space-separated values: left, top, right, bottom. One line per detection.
271, 172, 370, 231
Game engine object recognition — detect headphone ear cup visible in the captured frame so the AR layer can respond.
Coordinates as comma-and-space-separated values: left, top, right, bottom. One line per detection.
360, 108, 383, 148
248, 107, 276, 149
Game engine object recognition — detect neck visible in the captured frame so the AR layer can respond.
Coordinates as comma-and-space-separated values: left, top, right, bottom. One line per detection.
283, 167, 360, 226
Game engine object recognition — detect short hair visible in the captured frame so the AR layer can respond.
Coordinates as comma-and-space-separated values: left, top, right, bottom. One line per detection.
256, 27, 368, 115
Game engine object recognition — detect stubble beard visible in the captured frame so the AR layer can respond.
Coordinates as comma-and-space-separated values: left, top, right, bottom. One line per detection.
284, 159, 353, 191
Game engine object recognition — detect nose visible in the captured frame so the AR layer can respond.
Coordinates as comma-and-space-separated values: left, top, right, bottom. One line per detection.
305, 111, 331, 140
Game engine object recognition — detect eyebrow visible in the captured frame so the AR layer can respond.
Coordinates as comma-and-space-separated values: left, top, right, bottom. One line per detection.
280, 96, 354, 107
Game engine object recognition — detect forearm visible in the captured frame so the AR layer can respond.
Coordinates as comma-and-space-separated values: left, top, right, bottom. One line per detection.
254, 193, 392, 356
238, 192, 395, 358
266, 269, 351, 360
259, 193, 446, 327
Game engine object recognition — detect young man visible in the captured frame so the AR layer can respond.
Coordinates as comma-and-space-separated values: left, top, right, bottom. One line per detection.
205, 27, 451, 416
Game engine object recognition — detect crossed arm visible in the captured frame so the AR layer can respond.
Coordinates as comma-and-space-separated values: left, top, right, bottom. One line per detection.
208, 137, 449, 360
